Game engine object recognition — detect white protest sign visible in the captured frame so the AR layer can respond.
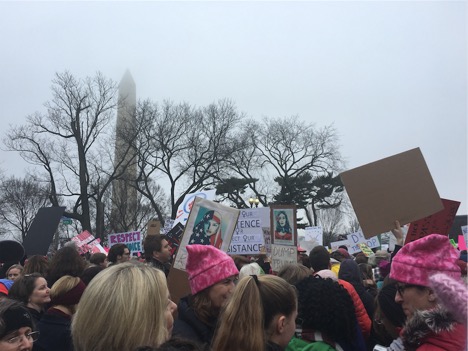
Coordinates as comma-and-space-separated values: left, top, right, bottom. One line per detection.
330, 239, 349, 251
161, 218, 175, 235
173, 190, 216, 227
228, 208, 268, 255
462, 225, 468, 247
304, 226, 323, 246
347, 230, 380, 249
108, 231, 142, 255
271, 244, 297, 272
260, 227, 272, 256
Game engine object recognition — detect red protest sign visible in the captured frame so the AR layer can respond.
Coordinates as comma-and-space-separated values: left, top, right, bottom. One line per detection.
405, 198, 460, 245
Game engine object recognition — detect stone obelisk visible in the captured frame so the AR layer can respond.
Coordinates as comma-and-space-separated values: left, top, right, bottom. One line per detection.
111, 70, 138, 233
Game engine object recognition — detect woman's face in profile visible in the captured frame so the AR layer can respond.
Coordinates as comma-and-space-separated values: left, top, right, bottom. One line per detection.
278, 213, 287, 227
205, 219, 220, 236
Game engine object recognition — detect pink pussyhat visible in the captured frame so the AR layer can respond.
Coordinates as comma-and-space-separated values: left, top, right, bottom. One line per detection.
429, 273, 467, 324
185, 244, 238, 295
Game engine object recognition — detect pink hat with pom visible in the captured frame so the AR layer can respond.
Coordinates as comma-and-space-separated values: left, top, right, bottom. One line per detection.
390, 234, 461, 287
185, 244, 239, 295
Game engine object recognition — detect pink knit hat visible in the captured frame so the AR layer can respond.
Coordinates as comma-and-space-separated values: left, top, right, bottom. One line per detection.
390, 234, 461, 286
185, 244, 239, 295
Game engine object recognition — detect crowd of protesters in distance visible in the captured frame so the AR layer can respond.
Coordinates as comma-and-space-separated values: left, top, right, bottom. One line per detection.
0, 222, 467, 351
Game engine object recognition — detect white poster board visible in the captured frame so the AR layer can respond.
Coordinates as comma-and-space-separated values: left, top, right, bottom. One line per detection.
271, 244, 297, 272
228, 207, 269, 255
173, 190, 216, 227
304, 226, 323, 246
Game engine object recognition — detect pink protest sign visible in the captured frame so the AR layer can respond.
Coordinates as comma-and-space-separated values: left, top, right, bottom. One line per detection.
458, 235, 467, 251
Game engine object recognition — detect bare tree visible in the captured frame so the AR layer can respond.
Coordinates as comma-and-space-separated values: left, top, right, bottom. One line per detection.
133, 99, 242, 222
4, 72, 139, 240
0, 176, 50, 241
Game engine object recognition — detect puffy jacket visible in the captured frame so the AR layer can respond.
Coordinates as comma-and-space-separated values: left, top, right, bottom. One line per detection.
287, 336, 340, 351
338, 279, 371, 339
402, 306, 467, 351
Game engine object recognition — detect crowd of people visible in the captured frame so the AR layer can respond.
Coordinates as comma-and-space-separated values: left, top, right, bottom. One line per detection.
0, 224, 467, 351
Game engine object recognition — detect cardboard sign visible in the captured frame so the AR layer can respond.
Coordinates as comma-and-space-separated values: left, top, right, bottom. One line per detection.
304, 226, 323, 246
173, 198, 240, 271
146, 220, 161, 236
228, 208, 268, 255
405, 198, 460, 244
167, 266, 191, 307
23, 207, 65, 256
173, 190, 216, 227
108, 231, 142, 254
271, 244, 297, 272
340, 148, 443, 238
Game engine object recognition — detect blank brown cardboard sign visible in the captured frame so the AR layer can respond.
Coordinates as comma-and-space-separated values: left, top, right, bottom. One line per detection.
167, 266, 191, 308
340, 148, 443, 238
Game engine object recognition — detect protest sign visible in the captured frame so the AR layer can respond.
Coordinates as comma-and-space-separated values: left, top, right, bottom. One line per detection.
271, 244, 297, 272
161, 218, 175, 235
228, 208, 268, 255
330, 239, 349, 251
347, 230, 380, 249
173, 197, 240, 271
146, 220, 160, 236
271, 205, 297, 246
72, 231, 104, 255
304, 226, 323, 246
458, 235, 467, 251
165, 223, 185, 256
173, 190, 216, 227
260, 227, 272, 256
358, 243, 374, 257
108, 231, 142, 255
461, 225, 468, 247
340, 148, 443, 238
405, 199, 460, 244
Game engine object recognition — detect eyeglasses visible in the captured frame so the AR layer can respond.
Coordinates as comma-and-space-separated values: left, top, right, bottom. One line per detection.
395, 283, 418, 295
3, 331, 40, 345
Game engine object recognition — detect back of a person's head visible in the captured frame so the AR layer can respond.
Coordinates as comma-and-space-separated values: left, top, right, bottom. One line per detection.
80, 266, 104, 286
277, 263, 311, 286
50, 275, 86, 313
212, 274, 297, 351
238, 262, 264, 281
23, 255, 49, 276
296, 276, 356, 344
309, 246, 330, 272
89, 253, 107, 266
72, 262, 169, 351
48, 246, 86, 285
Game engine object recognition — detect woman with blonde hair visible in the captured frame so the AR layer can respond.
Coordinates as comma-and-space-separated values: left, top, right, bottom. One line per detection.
72, 262, 176, 351
212, 275, 297, 351
35, 275, 86, 351
6, 264, 23, 281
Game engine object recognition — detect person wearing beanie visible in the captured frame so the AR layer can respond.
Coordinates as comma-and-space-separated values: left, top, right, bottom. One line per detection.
35, 275, 86, 351
172, 244, 239, 348
0, 298, 38, 350
389, 234, 467, 351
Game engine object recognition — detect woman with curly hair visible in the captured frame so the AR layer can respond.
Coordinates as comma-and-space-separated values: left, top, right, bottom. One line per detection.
23, 255, 49, 278
47, 246, 86, 287
212, 275, 297, 351
288, 276, 366, 351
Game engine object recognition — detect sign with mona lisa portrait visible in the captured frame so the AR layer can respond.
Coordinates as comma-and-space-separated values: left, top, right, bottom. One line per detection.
173, 197, 240, 271
270, 205, 297, 246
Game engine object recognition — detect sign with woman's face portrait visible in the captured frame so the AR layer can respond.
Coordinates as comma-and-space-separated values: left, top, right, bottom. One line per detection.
270, 205, 297, 246
173, 197, 240, 271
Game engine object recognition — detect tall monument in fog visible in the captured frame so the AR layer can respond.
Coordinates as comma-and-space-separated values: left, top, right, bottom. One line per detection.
111, 70, 138, 233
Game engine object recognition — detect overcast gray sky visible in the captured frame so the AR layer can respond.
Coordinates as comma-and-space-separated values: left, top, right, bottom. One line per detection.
0, 1, 466, 215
